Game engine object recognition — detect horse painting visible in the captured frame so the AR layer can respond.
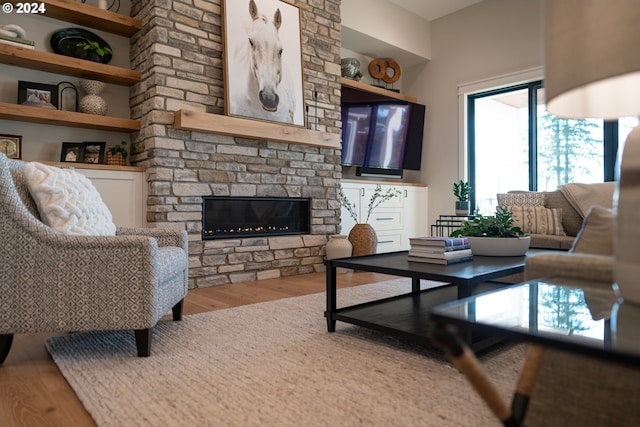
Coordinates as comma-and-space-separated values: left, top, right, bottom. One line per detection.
225, 0, 304, 126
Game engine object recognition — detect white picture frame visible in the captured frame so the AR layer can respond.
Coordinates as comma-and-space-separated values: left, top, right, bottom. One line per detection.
223, 0, 305, 127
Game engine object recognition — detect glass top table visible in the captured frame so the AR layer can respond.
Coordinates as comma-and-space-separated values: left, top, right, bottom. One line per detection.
430, 277, 640, 426
431, 277, 640, 365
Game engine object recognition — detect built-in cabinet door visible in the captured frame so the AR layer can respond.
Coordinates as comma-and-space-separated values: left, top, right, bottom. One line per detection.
339, 183, 362, 235
402, 186, 428, 241
76, 169, 147, 228
339, 181, 428, 253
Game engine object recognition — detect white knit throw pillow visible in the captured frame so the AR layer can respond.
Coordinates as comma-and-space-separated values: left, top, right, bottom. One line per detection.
23, 162, 116, 236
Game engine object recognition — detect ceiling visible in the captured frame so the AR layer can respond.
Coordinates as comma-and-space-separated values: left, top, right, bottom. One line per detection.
342, 0, 485, 67
387, 0, 484, 22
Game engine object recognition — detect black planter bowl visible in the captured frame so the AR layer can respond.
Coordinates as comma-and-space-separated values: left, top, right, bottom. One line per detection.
50, 28, 112, 64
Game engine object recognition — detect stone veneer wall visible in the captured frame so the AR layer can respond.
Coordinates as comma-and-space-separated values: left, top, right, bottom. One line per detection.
129, 0, 343, 288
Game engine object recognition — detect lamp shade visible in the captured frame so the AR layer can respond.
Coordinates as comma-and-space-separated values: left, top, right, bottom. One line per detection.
544, 0, 640, 119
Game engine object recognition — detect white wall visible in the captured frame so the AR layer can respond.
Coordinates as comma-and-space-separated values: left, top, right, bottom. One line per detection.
341, 0, 431, 65
403, 0, 543, 227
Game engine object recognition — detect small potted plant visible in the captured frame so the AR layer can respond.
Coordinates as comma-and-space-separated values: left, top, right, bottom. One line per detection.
106, 141, 130, 166
450, 207, 530, 256
75, 40, 113, 64
453, 180, 471, 215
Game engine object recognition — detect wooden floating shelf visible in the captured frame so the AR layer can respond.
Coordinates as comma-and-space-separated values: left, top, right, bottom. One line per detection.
0, 44, 140, 86
339, 77, 417, 103
174, 110, 341, 149
0, 102, 140, 132
8, 0, 141, 37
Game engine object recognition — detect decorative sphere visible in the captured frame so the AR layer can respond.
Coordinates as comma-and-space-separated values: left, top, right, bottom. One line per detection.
79, 94, 107, 115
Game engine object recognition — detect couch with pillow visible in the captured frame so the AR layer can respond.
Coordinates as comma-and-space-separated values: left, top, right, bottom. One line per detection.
497, 182, 616, 250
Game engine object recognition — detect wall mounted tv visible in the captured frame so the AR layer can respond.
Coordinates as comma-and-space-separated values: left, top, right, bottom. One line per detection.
341, 86, 426, 175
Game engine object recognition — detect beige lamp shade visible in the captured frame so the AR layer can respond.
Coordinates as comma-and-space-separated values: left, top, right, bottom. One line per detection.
544, 0, 640, 119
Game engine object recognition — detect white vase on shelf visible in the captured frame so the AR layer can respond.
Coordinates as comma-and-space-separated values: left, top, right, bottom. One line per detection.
78, 79, 107, 116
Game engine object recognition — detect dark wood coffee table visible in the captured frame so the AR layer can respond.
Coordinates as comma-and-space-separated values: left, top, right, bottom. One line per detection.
324, 250, 545, 350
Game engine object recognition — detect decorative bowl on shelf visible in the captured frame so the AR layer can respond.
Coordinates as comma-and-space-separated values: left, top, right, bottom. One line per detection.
50, 28, 113, 64
340, 57, 360, 79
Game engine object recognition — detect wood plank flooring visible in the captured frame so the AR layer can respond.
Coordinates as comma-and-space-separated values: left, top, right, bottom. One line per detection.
0, 271, 392, 427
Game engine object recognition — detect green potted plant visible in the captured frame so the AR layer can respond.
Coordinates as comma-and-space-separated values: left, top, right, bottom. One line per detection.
450, 207, 530, 256
75, 40, 113, 63
453, 180, 471, 215
339, 184, 401, 256
106, 141, 131, 166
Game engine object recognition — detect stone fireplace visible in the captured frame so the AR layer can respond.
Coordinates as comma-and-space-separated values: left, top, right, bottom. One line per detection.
129, 0, 343, 288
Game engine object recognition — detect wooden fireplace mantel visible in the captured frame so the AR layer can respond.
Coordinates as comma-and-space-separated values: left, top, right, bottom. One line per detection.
173, 110, 341, 149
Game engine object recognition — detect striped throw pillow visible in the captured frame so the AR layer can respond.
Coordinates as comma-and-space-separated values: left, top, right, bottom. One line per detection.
545, 207, 566, 236
509, 206, 547, 234
508, 206, 565, 236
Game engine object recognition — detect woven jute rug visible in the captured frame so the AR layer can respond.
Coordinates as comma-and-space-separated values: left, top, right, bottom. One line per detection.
45, 278, 525, 427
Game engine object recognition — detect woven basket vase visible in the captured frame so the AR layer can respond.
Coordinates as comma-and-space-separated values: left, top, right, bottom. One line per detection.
348, 223, 377, 256
106, 152, 126, 166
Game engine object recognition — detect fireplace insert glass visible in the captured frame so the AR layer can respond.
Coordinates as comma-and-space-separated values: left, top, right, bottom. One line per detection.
202, 197, 311, 240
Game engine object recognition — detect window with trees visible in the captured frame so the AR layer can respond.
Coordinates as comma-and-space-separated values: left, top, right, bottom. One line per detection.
468, 80, 639, 214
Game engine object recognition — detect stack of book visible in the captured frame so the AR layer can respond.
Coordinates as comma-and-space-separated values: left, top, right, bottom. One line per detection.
407, 236, 473, 265
0, 34, 35, 50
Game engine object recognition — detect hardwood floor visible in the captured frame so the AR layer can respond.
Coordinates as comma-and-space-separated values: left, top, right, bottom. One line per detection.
0, 271, 393, 427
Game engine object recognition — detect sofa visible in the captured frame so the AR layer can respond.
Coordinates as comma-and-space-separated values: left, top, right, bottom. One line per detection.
497, 182, 615, 250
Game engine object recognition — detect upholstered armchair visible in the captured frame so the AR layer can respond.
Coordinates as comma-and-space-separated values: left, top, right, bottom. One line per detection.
0, 154, 188, 363
523, 206, 640, 425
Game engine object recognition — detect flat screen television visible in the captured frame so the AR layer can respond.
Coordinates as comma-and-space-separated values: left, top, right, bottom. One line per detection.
341, 104, 372, 166
340, 91, 425, 173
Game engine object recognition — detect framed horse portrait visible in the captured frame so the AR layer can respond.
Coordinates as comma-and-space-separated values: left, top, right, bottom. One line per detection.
223, 0, 305, 127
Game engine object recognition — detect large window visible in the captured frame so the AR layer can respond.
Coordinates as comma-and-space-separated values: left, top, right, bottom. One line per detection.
468, 80, 638, 214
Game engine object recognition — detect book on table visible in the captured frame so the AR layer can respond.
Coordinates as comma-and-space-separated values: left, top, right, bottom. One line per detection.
407, 254, 474, 265
409, 236, 470, 248
409, 243, 470, 252
407, 248, 473, 260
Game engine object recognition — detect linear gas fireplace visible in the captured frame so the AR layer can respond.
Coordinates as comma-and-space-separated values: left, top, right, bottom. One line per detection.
202, 197, 311, 240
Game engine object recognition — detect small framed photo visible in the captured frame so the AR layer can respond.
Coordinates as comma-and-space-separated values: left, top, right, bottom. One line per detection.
60, 142, 84, 163
0, 134, 22, 159
82, 141, 106, 164
18, 81, 58, 109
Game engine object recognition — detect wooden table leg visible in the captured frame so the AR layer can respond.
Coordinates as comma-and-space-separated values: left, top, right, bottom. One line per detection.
433, 323, 545, 427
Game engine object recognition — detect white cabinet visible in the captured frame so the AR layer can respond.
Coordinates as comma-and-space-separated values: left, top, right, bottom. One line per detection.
340, 181, 428, 253
76, 168, 147, 228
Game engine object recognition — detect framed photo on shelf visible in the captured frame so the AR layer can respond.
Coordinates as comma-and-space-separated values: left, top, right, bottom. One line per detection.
0, 134, 22, 159
60, 142, 84, 163
223, 0, 305, 127
82, 141, 106, 164
18, 81, 58, 109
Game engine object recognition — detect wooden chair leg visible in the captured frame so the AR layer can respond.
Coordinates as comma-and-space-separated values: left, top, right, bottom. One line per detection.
0, 334, 14, 365
172, 299, 184, 321
134, 329, 152, 357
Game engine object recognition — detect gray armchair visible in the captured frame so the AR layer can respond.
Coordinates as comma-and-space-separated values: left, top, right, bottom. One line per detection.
0, 154, 188, 363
